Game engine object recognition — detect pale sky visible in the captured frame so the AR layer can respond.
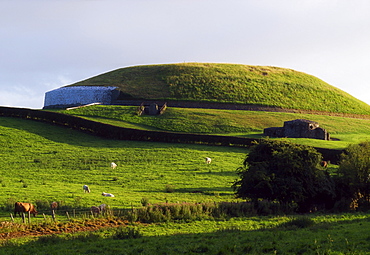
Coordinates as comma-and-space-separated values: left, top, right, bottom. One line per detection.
1, 0, 370, 109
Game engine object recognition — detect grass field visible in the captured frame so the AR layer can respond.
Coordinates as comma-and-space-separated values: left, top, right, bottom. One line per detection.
58, 105, 370, 149
0, 116, 247, 220
2, 213, 370, 254
1, 114, 370, 253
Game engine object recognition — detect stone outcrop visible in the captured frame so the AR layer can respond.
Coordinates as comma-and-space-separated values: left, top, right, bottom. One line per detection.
264, 119, 330, 140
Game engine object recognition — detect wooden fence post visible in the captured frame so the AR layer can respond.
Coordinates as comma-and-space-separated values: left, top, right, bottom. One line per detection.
52, 210, 56, 222
66, 211, 70, 221
10, 213, 14, 222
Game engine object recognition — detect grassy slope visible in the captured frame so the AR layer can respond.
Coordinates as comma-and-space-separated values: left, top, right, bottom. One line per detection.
0, 117, 246, 218
59, 105, 370, 149
69, 63, 370, 115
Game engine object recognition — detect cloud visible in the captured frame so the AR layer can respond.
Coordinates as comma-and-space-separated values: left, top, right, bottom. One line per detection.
1, 0, 370, 108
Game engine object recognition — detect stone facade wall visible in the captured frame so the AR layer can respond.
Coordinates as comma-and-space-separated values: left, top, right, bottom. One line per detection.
43, 86, 118, 109
264, 119, 330, 140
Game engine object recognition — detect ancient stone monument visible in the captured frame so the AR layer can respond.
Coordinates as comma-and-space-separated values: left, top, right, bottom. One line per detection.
264, 119, 330, 140
138, 102, 167, 115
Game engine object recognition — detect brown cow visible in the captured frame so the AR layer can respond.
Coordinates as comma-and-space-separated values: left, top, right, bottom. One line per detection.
321, 161, 328, 168
50, 201, 58, 210
14, 202, 38, 217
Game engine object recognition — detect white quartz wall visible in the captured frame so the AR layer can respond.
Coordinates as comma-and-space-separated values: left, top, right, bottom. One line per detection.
44, 86, 118, 108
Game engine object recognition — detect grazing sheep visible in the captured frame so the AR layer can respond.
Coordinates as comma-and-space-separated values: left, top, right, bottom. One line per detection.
102, 192, 115, 197
90, 206, 101, 215
99, 203, 107, 212
83, 185, 91, 193
111, 162, 117, 169
205, 157, 212, 164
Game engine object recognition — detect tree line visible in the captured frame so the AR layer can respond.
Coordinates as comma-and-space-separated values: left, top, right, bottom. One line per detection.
233, 140, 370, 213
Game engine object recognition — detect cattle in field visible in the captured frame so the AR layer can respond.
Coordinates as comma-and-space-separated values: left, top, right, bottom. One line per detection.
83, 185, 91, 193
102, 192, 115, 197
321, 161, 328, 168
205, 157, 212, 164
50, 201, 58, 210
111, 162, 117, 169
90, 206, 101, 215
99, 204, 107, 212
14, 202, 38, 217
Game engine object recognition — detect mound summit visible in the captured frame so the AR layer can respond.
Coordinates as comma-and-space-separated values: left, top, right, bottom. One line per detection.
44, 63, 370, 115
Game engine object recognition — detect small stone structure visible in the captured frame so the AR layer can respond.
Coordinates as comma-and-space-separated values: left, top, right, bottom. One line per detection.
138, 102, 167, 115
264, 119, 330, 140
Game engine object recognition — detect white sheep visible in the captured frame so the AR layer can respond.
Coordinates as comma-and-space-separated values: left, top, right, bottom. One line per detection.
205, 157, 212, 164
83, 185, 91, 193
110, 162, 117, 169
102, 192, 115, 197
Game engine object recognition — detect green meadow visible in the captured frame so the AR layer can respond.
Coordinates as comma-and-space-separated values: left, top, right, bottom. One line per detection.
1, 111, 370, 253
59, 105, 370, 149
0, 116, 246, 216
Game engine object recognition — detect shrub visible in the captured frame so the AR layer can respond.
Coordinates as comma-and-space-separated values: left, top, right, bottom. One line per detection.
2, 198, 16, 211
233, 140, 336, 213
140, 197, 150, 206
112, 227, 142, 240
336, 141, 370, 210
35, 200, 50, 210
165, 184, 175, 193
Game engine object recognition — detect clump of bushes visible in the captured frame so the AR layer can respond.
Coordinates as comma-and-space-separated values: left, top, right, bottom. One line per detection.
165, 184, 175, 193
122, 201, 286, 223
112, 226, 142, 240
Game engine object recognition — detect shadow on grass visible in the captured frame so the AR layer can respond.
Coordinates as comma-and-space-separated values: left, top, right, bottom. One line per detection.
1, 216, 370, 254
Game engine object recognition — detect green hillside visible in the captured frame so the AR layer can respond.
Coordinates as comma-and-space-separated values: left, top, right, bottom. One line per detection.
60, 105, 370, 150
69, 63, 370, 115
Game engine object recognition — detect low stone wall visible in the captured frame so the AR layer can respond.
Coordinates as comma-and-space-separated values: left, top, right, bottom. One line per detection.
43, 86, 118, 109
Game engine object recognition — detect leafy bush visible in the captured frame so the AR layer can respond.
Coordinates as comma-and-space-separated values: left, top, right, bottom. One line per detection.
2, 198, 16, 211
232, 140, 336, 213
336, 141, 370, 210
140, 197, 150, 206
165, 184, 175, 193
35, 200, 50, 210
112, 226, 142, 240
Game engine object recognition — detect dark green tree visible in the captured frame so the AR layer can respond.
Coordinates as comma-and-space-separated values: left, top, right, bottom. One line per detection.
232, 140, 335, 212
336, 141, 370, 210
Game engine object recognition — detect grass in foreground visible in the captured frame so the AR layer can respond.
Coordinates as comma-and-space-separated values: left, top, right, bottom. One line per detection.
1, 213, 370, 254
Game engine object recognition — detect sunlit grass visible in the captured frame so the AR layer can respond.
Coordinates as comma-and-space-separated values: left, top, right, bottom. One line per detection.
58, 105, 370, 149
70, 62, 370, 114
0, 117, 247, 221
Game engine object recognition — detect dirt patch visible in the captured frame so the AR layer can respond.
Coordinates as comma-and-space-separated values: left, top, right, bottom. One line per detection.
0, 218, 131, 240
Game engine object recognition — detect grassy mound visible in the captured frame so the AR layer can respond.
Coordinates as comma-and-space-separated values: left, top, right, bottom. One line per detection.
69, 63, 370, 114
